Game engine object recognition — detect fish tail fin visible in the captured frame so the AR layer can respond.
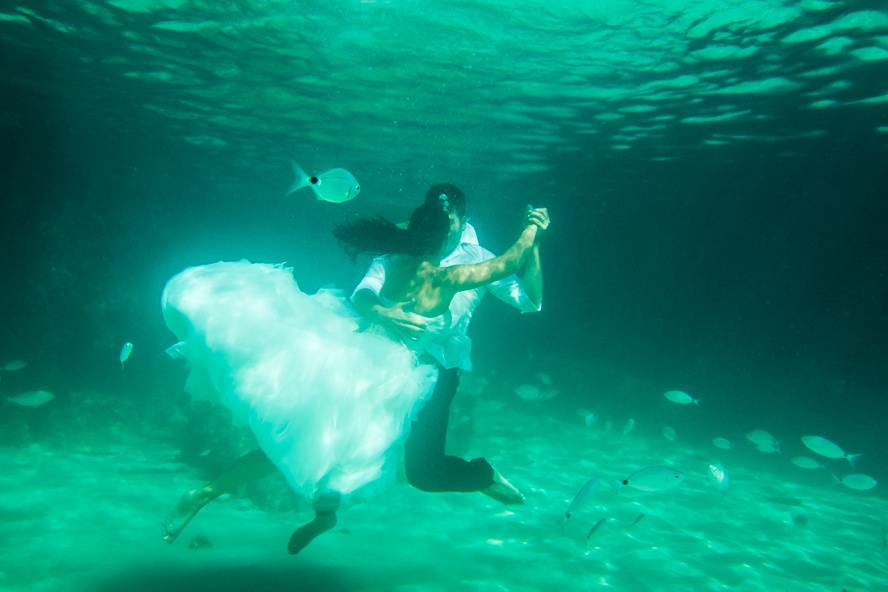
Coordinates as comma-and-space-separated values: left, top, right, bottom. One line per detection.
287, 160, 310, 196
847, 453, 863, 468
694, 397, 703, 407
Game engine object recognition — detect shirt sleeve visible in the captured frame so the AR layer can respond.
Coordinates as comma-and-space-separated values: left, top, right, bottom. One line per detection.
472, 246, 542, 313
350, 255, 388, 301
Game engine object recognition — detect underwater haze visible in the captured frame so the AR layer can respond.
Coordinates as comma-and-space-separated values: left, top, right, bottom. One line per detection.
2, 1, 888, 591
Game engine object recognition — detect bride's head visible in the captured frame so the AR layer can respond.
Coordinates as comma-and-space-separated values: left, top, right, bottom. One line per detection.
334, 200, 450, 260
405, 201, 451, 258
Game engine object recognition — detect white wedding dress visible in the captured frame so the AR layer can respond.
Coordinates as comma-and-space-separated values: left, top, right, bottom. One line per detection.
162, 261, 446, 501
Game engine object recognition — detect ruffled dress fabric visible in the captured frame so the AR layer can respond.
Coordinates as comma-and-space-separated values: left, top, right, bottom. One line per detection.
162, 261, 439, 500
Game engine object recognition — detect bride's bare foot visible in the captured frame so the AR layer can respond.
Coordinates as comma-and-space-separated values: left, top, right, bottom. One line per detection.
161, 486, 215, 544
480, 469, 525, 505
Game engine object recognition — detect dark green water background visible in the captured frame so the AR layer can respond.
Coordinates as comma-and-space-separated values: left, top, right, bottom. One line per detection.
1, 1, 886, 482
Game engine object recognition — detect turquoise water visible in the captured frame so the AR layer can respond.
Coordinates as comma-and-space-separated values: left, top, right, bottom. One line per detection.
2, 1, 887, 590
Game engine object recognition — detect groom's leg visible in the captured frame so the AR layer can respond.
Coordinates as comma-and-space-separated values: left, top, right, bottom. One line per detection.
404, 368, 495, 492
162, 449, 276, 543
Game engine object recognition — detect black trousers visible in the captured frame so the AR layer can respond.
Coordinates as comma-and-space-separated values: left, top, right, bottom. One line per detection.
404, 367, 495, 492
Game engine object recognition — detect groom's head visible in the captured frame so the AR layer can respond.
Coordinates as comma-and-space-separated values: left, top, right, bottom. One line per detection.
425, 183, 467, 255
424, 183, 466, 219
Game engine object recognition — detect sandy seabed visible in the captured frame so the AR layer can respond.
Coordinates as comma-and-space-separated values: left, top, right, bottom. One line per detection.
1, 389, 886, 592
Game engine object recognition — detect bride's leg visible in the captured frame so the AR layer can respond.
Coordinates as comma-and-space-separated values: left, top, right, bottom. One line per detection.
287, 490, 341, 555
162, 448, 276, 543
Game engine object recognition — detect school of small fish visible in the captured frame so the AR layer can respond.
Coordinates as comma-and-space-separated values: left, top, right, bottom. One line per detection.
565, 384, 878, 538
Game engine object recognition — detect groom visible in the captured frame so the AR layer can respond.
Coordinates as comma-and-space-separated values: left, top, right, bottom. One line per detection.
352, 183, 547, 503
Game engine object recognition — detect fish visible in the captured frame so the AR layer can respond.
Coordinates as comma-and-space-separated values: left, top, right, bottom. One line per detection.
662, 426, 677, 442
5, 390, 55, 407
622, 418, 636, 436
164, 341, 186, 360
712, 437, 734, 450
537, 372, 553, 386
188, 535, 213, 549
565, 477, 611, 520
707, 463, 731, 491
620, 466, 685, 492
578, 408, 598, 427
745, 429, 779, 450
801, 435, 862, 466
287, 161, 360, 204
514, 384, 556, 400
791, 456, 824, 470
2, 360, 27, 372
663, 390, 700, 406
514, 384, 541, 400
755, 441, 781, 454
585, 517, 608, 542
119, 342, 134, 368
630, 513, 645, 527
834, 473, 877, 491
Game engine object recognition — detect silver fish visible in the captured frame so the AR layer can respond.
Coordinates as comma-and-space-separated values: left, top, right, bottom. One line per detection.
287, 161, 360, 204
622, 418, 636, 435
663, 390, 700, 406
835, 473, 877, 491
2, 360, 27, 372
620, 466, 685, 492
708, 463, 731, 491
791, 456, 823, 470
6, 390, 55, 407
565, 477, 612, 520
585, 517, 608, 542
712, 437, 733, 450
119, 342, 134, 368
802, 435, 861, 466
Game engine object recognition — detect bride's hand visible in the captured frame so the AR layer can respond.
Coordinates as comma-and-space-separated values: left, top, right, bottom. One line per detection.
525, 207, 550, 233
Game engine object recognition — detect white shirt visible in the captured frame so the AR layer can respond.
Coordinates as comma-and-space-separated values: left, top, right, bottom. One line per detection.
350, 222, 541, 371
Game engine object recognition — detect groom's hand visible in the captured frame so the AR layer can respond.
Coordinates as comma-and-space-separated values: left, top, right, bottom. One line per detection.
373, 301, 435, 338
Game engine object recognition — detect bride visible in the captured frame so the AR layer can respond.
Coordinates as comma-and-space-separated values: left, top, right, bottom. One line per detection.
161, 196, 548, 553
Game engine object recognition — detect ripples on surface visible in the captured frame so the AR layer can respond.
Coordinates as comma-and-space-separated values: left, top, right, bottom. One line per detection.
1, 1, 887, 187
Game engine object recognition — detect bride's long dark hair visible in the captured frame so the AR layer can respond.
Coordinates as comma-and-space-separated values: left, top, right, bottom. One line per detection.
334, 200, 450, 260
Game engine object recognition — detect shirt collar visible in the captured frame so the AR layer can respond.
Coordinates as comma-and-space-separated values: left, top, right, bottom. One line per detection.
460, 222, 479, 246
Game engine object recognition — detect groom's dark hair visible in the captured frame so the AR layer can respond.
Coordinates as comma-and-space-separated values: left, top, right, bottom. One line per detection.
424, 183, 466, 218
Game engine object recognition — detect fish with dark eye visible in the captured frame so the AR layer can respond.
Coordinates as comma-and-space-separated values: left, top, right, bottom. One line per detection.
620, 466, 685, 492
287, 161, 360, 204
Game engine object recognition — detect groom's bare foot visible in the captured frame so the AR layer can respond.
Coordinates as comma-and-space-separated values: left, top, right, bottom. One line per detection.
287, 512, 337, 555
161, 486, 215, 544
480, 469, 525, 505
